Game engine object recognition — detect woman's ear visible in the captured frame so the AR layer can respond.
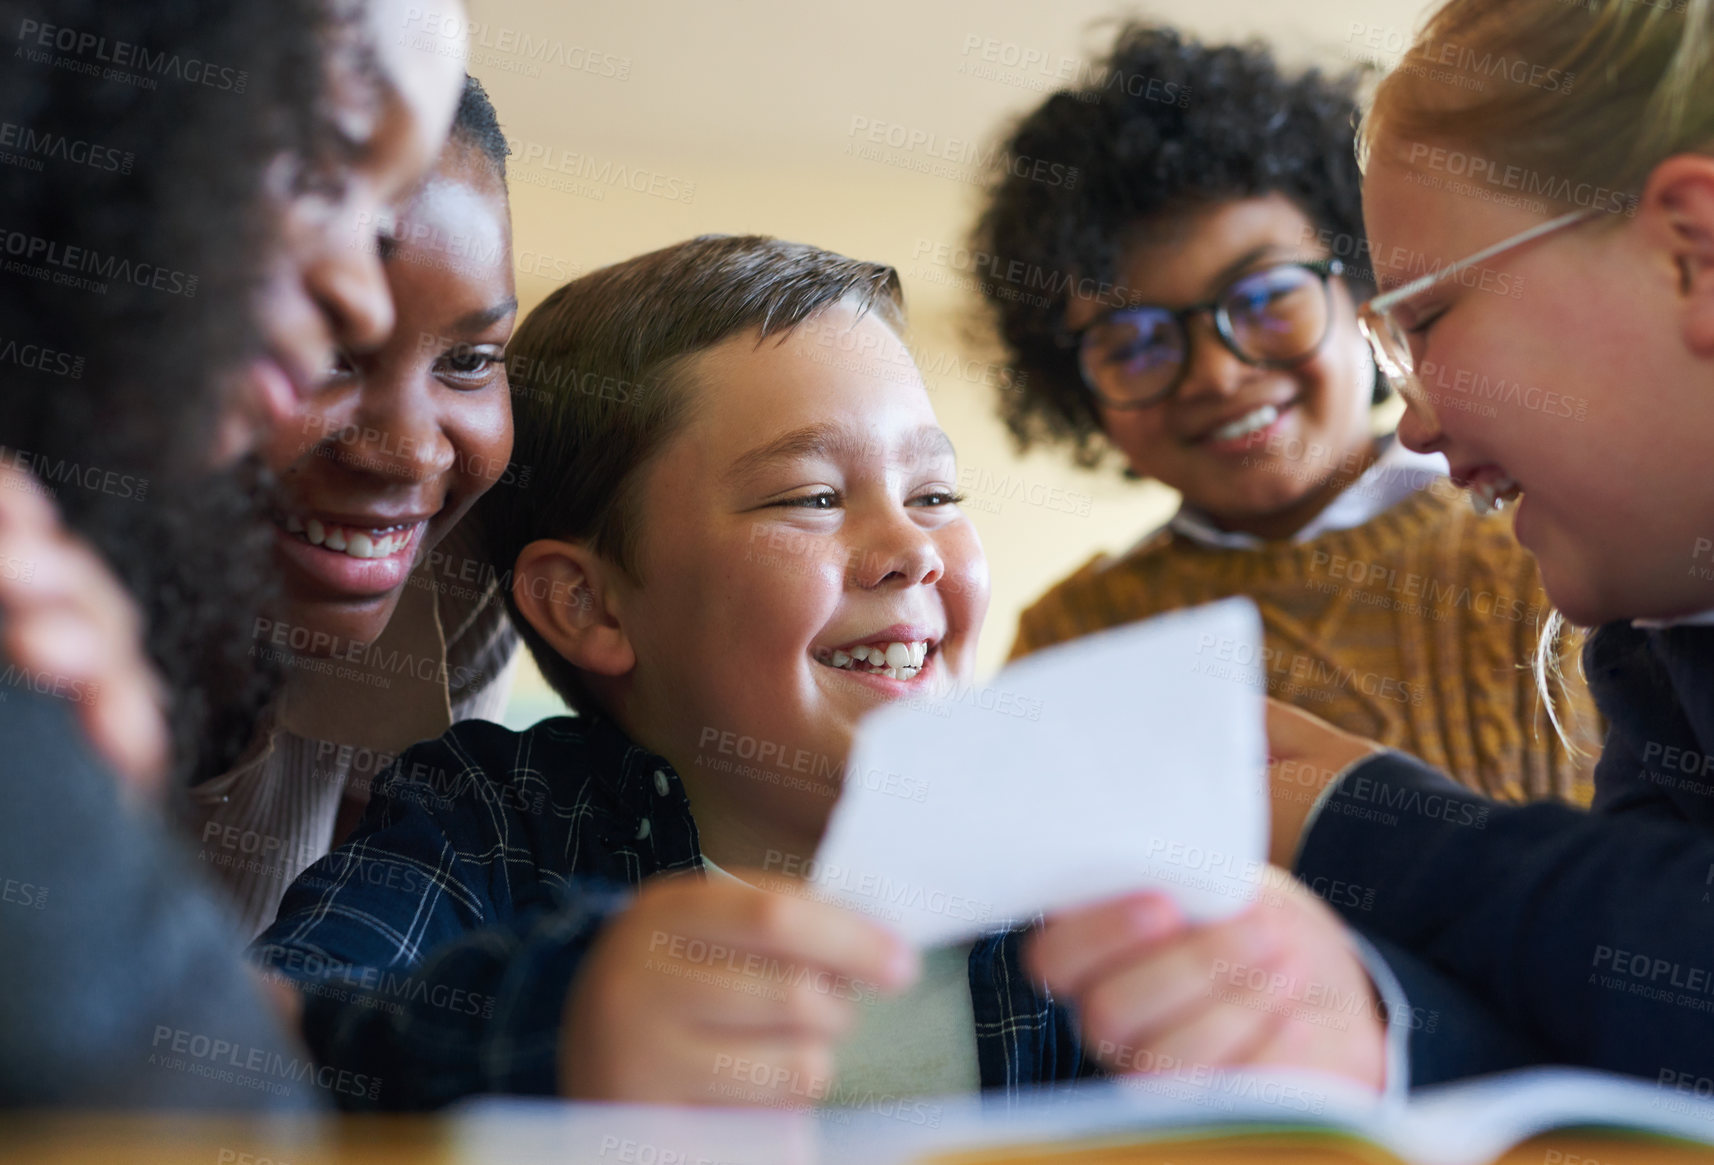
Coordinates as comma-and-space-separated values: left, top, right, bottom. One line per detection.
511, 539, 635, 678
1641, 155, 1714, 356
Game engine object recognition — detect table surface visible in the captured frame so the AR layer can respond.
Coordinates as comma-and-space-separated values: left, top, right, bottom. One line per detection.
4, 1115, 1714, 1165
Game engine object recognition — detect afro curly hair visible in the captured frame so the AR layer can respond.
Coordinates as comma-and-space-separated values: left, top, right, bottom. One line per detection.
970, 25, 1374, 467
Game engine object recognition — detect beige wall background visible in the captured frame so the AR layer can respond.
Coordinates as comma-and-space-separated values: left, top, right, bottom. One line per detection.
458, 0, 1434, 724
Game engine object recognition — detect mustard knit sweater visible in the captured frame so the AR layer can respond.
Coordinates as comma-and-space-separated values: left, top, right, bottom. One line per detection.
1011, 487, 1598, 805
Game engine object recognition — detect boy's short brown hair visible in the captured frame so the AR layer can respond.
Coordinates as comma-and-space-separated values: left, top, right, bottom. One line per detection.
481, 234, 905, 713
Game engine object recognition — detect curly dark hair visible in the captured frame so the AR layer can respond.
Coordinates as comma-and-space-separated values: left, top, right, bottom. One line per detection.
452, 74, 510, 181
0, 0, 338, 781
970, 25, 1373, 466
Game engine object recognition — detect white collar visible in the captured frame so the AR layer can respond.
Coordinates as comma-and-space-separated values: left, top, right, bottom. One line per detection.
1632, 609, 1714, 630
1160, 435, 1449, 551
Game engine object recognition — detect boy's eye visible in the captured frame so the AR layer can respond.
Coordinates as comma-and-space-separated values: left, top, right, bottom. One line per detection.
911, 489, 965, 508
775, 490, 840, 509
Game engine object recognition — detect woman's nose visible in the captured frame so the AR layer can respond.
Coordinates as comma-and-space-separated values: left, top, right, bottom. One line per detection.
312, 239, 395, 356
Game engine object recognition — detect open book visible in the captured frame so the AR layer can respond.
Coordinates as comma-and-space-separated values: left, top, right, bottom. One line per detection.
821, 1069, 1714, 1165
456, 1067, 1714, 1164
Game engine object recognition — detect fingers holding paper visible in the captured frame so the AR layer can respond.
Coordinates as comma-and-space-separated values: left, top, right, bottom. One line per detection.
558, 874, 918, 1105
1029, 873, 1388, 1091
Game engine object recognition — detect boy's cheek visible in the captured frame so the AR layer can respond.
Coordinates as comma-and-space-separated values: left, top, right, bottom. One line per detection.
939, 527, 991, 624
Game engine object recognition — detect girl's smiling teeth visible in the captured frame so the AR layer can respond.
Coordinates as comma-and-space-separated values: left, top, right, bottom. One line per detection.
1209, 403, 1282, 443
817, 639, 932, 681
1195, 397, 1299, 449
1463, 468, 1522, 517
281, 513, 418, 560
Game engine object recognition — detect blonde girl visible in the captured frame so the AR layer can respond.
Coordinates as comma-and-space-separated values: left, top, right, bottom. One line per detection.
1268, 0, 1714, 1080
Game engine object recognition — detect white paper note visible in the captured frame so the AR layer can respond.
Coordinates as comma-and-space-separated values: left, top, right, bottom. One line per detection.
811, 597, 1269, 947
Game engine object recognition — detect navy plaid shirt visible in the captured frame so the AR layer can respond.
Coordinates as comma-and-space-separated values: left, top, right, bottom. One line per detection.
251, 713, 1095, 1110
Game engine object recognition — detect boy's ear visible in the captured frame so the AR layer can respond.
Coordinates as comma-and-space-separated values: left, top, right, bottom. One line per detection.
1641, 154, 1714, 356
511, 539, 635, 678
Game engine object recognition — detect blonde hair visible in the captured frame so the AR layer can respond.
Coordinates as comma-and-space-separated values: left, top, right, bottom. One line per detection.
1360, 0, 1714, 756
1359, 0, 1714, 213
1533, 610, 1592, 762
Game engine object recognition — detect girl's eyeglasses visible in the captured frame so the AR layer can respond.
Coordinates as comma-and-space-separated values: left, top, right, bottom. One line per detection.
1064, 259, 1346, 410
1356, 208, 1602, 402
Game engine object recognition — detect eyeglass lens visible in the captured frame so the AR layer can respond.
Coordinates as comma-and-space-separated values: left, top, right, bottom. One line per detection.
1079, 264, 1331, 406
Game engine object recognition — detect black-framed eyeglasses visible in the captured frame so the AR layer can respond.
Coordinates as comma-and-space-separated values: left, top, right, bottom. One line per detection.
1063, 258, 1346, 410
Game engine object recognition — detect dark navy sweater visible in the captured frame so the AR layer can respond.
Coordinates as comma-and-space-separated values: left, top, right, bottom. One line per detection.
1299, 621, 1714, 1082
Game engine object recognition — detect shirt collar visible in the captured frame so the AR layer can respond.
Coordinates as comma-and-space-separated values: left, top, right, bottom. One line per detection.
1632, 609, 1714, 630
577, 709, 695, 824
1164, 434, 1449, 550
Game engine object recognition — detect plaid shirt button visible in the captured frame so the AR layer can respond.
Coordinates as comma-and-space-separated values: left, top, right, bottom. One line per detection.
654, 769, 670, 796
636, 818, 651, 840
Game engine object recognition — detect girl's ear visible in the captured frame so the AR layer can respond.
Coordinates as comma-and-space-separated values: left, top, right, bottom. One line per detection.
510, 539, 636, 678
1643, 155, 1714, 356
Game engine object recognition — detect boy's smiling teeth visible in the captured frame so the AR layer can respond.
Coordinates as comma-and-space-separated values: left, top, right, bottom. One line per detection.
282, 513, 415, 560
818, 639, 930, 681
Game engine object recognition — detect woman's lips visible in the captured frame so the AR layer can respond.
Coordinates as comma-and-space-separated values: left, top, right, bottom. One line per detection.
246, 355, 300, 411
272, 517, 428, 599
282, 513, 416, 558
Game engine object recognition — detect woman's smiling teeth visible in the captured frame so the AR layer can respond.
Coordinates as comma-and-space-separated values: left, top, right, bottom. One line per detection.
282, 514, 415, 560
1208, 403, 1281, 443
819, 639, 930, 681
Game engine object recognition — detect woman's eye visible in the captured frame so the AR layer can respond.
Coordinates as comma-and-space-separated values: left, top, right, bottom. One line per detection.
291, 161, 350, 204
437, 346, 504, 385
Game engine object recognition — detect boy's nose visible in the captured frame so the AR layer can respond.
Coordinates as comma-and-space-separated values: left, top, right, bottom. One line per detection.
850, 525, 944, 590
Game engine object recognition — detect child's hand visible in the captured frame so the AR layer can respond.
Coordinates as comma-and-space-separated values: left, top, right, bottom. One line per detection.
1026, 872, 1388, 1092
1266, 698, 1384, 866
559, 874, 919, 1105
0, 464, 170, 797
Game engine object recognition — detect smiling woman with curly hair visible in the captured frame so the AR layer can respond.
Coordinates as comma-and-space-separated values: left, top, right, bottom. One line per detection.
976, 24, 1599, 807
